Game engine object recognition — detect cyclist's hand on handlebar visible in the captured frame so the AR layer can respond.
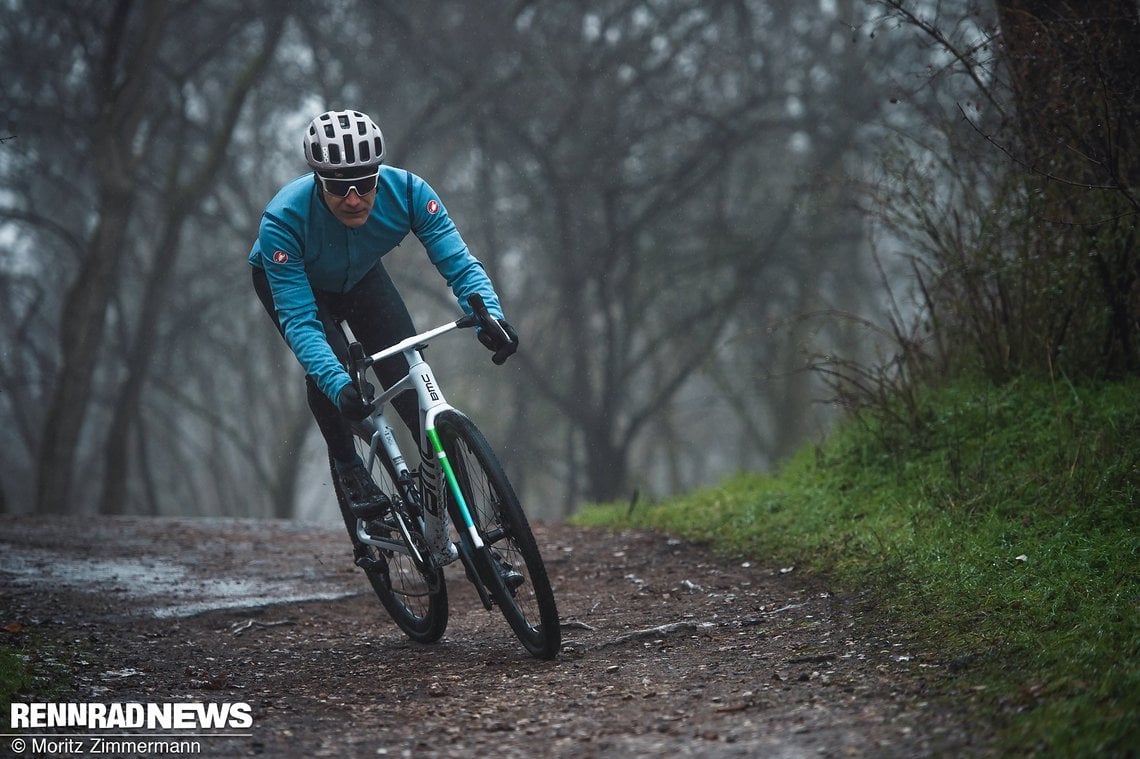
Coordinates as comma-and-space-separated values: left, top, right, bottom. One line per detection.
477, 318, 519, 365
337, 384, 376, 421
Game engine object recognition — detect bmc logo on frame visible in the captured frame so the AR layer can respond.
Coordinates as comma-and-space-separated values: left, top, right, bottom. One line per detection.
422, 373, 439, 401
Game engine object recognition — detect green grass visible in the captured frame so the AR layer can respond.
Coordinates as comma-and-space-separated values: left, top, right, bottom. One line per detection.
0, 634, 75, 730
572, 375, 1139, 757
0, 644, 32, 709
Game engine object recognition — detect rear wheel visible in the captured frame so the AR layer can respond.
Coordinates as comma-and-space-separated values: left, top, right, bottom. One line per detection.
434, 410, 561, 659
331, 451, 448, 644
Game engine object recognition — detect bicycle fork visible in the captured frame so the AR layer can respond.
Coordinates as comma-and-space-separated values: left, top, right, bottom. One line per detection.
415, 453, 459, 566
395, 434, 495, 612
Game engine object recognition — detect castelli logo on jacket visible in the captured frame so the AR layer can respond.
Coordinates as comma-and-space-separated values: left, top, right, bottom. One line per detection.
272, 250, 289, 264
426, 200, 440, 215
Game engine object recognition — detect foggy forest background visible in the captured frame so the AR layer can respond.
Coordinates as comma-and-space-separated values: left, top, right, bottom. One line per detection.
2, 0, 1136, 523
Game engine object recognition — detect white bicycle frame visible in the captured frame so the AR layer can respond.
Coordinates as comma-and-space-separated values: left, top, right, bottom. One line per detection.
349, 318, 487, 566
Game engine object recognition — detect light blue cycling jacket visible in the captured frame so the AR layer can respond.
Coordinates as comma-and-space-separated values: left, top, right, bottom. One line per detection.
248, 166, 503, 404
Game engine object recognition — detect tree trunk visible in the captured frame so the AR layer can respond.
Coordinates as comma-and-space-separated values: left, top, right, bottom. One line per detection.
268, 413, 313, 519
34, 2, 169, 514
98, 13, 286, 515
583, 425, 630, 504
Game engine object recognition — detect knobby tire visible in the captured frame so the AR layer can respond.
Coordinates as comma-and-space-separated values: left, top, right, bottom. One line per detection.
435, 410, 561, 659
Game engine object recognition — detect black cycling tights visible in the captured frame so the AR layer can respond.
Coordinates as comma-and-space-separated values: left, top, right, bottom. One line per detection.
252, 263, 422, 464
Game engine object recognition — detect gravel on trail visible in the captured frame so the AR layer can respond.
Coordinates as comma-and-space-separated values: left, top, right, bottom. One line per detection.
0, 516, 990, 758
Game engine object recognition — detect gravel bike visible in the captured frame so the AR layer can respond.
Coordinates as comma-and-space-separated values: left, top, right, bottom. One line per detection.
330, 295, 561, 660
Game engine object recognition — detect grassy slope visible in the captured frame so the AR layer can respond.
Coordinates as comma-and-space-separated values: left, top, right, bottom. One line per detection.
572, 376, 1139, 757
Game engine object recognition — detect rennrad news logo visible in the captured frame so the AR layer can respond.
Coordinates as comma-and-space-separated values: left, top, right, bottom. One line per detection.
9, 701, 254, 730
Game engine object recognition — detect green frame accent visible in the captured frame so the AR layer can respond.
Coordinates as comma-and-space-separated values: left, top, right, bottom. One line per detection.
426, 427, 477, 535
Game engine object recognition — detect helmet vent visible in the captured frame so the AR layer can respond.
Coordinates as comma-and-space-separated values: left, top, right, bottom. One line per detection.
303, 109, 386, 171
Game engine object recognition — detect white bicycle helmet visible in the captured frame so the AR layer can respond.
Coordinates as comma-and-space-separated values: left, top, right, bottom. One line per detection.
303, 110, 385, 173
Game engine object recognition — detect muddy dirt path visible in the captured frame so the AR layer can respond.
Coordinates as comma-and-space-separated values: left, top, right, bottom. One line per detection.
0, 516, 988, 758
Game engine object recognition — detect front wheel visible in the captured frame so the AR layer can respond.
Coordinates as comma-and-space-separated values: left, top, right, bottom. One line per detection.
434, 411, 561, 659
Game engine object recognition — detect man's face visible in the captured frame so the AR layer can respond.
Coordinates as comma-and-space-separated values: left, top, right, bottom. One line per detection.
317, 171, 378, 228
323, 185, 376, 228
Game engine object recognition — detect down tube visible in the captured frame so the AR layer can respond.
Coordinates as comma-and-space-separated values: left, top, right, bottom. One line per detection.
425, 427, 485, 550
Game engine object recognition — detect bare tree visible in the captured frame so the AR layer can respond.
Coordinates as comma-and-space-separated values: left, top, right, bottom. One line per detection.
864, 0, 1140, 388
97, 6, 288, 514
28, 2, 171, 513
1, 1, 302, 515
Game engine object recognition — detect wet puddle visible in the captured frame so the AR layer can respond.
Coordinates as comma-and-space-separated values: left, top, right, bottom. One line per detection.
0, 543, 361, 618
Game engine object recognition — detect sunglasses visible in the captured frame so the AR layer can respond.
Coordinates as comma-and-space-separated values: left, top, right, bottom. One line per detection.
316, 171, 379, 198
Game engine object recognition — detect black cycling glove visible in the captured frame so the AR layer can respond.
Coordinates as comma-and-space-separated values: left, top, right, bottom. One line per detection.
337, 384, 375, 421
477, 318, 520, 365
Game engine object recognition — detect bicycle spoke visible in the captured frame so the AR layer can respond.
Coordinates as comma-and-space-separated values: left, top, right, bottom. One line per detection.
436, 410, 561, 659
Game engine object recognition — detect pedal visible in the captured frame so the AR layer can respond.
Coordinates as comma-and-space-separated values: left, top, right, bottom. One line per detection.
493, 552, 525, 593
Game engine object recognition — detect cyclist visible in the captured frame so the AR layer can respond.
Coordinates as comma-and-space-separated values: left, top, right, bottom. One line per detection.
248, 109, 518, 552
